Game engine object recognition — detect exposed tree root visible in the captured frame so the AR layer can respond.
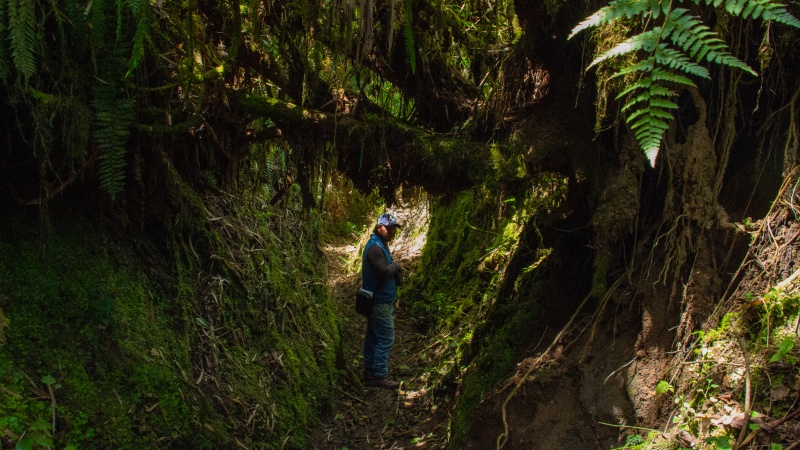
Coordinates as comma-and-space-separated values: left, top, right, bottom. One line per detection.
496, 291, 593, 449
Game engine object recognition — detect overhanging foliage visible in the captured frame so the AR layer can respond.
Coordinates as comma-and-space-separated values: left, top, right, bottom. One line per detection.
570, 0, 800, 166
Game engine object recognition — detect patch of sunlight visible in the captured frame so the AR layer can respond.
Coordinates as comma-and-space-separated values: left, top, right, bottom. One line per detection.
384, 189, 430, 261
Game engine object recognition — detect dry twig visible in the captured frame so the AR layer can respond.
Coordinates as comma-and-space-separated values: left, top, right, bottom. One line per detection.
730, 319, 752, 450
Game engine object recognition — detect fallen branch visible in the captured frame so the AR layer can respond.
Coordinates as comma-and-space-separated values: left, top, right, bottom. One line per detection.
763, 406, 800, 431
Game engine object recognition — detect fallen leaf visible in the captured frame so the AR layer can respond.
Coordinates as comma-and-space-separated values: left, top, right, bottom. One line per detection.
730, 412, 747, 429
674, 429, 697, 447
771, 384, 790, 402
712, 410, 745, 428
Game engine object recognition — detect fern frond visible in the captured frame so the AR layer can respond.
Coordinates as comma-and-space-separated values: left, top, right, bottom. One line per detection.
757, 2, 800, 27
127, 20, 147, 75
63, 0, 90, 51
663, 8, 757, 75
726, 0, 800, 26
574, 0, 799, 166
126, 0, 148, 76
616, 68, 684, 167
403, 0, 415, 74
610, 57, 657, 79
569, 0, 663, 39
0, 0, 9, 81
588, 29, 661, 69
693, 0, 800, 27
266, 150, 276, 188
617, 77, 653, 98
654, 45, 710, 78
90, 0, 107, 52
611, 45, 711, 80
8, 0, 37, 82
127, 0, 145, 14
93, 84, 133, 199
650, 67, 696, 87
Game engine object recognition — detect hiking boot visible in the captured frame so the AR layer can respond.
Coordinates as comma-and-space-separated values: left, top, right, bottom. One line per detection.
365, 376, 400, 389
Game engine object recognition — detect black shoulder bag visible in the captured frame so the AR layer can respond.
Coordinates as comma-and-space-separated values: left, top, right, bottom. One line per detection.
355, 287, 374, 317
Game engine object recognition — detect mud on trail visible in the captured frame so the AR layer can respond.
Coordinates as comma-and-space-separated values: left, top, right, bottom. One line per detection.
311, 225, 450, 449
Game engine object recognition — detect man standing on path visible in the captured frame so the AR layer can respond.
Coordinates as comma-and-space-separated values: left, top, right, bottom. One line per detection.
362, 213, 403, 389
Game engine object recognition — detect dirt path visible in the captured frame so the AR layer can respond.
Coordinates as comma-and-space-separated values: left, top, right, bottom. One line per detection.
310, 238, 448, 450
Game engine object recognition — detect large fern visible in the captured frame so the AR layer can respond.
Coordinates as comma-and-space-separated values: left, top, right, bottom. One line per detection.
8, 0, 37, 83
90, 0, 108, 53
126, 0, 149, 76
93, 82, 134, 199
571, 0, 800, 166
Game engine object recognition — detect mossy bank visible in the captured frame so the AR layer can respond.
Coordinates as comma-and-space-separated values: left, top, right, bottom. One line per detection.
401, 164, 591, 447
0, 190, 340, 449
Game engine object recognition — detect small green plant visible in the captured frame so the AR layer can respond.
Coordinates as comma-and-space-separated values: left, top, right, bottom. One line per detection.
758, 289, 800, 345
656, 380, 672, 395
705, 435, 732, 450
769, 337, 797, 365
14, 418, 53, 450
608, 429, 661, 449
623, 433, 644, 447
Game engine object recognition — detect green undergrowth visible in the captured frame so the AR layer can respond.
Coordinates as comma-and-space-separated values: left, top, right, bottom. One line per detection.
0, 216, 207, 448
320, 172, 384, 246
0, 182, 340, 448
403, 169, 569, 447
631, 283, 800, 450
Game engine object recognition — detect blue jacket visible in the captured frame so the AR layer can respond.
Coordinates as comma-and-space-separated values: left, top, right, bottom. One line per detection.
362, 234, 398, 304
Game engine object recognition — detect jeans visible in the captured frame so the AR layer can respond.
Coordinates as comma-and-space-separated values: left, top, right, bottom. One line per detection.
363, 302, 395, 378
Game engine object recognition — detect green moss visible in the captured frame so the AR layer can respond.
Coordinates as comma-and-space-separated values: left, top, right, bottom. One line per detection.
702, 312, 736, 343
0, 179, 341, 449
392, 159, 582, 447
0, 220, 212, 447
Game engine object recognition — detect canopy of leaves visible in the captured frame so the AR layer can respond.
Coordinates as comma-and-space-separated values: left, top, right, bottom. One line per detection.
0, 0, 525, 207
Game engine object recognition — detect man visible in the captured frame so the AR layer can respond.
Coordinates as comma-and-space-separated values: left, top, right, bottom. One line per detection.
361, 213, 403, 389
